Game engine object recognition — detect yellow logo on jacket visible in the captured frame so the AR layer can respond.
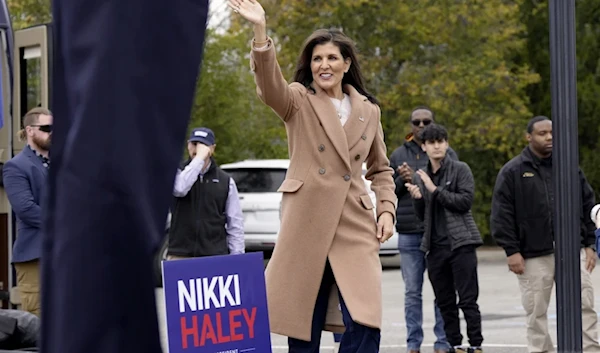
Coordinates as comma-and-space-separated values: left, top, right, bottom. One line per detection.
522, 172, 535, 178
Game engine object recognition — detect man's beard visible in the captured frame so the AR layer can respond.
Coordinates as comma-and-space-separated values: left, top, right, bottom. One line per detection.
33, 135, 51, 151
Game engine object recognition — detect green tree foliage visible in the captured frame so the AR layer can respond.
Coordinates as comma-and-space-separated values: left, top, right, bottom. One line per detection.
520, 0, 600, 201
8, 0, 51, 30
187, 27, 288, 163
7, 0, 599, 241
262, 0, 539, 240
576, 0, 600, 196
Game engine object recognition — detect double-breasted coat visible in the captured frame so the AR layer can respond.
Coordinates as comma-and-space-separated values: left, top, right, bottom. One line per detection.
250, 37, 397, 341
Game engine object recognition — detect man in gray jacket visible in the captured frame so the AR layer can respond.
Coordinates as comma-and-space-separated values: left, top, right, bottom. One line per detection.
406, 123, 483, 353
389, 107, 456, 353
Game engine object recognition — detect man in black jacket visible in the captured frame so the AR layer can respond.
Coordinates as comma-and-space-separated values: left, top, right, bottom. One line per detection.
389, 107, 457, 353
491, 116, 600, 353
406, 124, 483, 353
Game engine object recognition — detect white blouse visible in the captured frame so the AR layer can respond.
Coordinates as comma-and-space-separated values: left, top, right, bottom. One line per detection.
329, 94, 351, 126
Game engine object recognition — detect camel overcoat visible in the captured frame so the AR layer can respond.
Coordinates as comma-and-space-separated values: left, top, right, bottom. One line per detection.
250, 37, 397, 341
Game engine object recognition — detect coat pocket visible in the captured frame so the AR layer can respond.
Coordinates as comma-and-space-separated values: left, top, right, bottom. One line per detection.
277, 179, 304, 193
359, 194, 374, 210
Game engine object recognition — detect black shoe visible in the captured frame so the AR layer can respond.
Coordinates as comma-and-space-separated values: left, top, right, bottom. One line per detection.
468, 347, 482, 353
449, 347, 467, 353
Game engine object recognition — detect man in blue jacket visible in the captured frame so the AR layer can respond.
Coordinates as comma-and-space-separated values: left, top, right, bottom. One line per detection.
2, 107, 53, 317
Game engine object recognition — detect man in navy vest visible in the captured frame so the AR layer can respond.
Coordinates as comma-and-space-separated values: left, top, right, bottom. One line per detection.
41, 1, 209, 352
168, 127, 244, 259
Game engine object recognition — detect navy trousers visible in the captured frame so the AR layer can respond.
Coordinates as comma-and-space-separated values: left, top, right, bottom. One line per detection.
288, 261, 381, 353
41, 1, 208, 352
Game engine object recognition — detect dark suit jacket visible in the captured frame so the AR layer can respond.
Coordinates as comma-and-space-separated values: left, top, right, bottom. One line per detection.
2, 147, 47, 263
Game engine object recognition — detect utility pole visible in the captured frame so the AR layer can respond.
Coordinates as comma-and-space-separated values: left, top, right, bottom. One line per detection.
549, 1, 583, 352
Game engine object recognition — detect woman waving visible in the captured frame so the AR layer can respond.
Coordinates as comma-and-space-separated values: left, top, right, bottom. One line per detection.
229, 0, 397, 351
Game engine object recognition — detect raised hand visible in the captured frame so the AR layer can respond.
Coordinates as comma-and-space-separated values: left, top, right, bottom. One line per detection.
194, 143, 211, 160
228, 0, 266, 25
397, 162, 414, 183
416, 169, 437, 193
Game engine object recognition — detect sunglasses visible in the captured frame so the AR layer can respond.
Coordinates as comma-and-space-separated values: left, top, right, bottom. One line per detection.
411, 119, 432, 127
30, 124, 52, 133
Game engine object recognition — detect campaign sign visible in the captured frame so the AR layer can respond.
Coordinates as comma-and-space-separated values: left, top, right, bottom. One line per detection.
162, 252, 272, 353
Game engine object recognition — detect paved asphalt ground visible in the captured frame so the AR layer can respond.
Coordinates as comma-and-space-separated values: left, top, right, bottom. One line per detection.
156, 248, 600, 353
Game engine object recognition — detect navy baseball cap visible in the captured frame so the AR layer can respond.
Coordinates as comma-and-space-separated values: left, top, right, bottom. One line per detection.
188, 127, 215, 146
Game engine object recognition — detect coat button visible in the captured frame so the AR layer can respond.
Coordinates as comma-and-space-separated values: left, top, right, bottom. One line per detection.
318, 144, 325, 152
361, 135, 367, 140
343, 174, 351, 181
354, 154, 361, 161
319, 168, 326, 175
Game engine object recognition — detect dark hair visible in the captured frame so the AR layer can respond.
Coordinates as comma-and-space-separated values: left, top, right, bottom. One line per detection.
527, 115, 550, 133
410, 106, 435, 121
292, 28, 379, 105
419, 123, 448, 143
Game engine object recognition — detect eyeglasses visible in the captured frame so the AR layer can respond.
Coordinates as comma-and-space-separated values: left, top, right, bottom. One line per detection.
30, 124, 52, 133
411, 119, 432, 127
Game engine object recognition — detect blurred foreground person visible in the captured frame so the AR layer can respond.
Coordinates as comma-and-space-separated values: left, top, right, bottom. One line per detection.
40, 1, 209, 352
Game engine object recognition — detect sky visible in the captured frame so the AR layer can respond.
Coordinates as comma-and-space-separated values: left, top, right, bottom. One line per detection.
208, 0, 230, 33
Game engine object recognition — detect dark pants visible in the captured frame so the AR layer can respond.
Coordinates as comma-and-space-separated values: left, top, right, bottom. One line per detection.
41, 1, 208, 352
288, 261, 380, 353
426, 245, 483, 347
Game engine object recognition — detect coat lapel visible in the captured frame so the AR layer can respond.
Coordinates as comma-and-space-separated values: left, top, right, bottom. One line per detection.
307, 87, 350, 169
343, 85, 371, 151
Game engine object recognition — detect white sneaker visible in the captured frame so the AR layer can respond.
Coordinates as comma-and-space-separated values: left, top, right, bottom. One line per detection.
333, 342, 340, 353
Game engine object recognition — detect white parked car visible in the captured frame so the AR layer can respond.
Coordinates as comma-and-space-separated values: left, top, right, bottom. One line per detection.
154, 159, 400, 286
220, 159, 399, 258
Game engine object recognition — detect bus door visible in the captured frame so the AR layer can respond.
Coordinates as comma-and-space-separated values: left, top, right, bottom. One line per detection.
0, 24, 51, 308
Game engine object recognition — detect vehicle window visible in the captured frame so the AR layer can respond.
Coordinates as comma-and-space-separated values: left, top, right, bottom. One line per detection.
225, 168, 287, 193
